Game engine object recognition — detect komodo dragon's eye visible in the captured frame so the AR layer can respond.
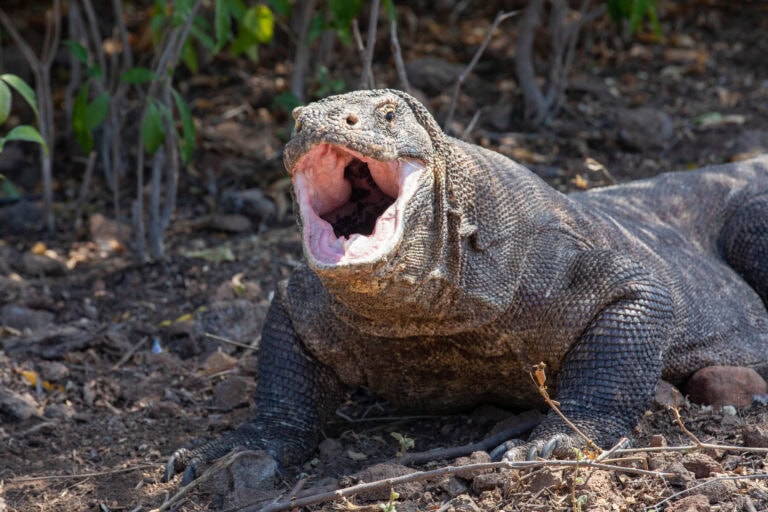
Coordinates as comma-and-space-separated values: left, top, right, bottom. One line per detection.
385, 110, 395, 122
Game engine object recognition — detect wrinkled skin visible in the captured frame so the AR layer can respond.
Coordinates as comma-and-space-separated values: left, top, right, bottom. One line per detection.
164, 89, 768, 485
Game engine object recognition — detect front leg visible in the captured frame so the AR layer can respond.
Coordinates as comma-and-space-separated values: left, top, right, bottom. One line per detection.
163, 293, 345, 484
497, 250, 674, 460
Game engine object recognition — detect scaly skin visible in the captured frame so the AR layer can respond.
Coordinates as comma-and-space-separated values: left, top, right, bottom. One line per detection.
164, 89, 768, 484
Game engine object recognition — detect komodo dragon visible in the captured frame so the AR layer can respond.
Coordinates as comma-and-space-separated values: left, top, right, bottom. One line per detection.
164, 89, 768, 484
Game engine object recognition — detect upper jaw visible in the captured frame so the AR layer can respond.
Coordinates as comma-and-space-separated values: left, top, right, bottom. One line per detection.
288, 142, 425, 270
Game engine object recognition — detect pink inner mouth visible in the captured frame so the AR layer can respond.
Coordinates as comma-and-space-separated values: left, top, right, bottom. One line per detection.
292, 144, 424, 266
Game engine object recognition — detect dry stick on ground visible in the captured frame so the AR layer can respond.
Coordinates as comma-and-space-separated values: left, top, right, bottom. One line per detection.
9, 464, 158, 484
443, 10, 518, 133
359, 0, 380, 89
389, 19, 411, 94
245, 460, 675, 512
0, 0, 61, 233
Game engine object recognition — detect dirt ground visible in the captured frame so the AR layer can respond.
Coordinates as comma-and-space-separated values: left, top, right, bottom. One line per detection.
2, 1, 768, 510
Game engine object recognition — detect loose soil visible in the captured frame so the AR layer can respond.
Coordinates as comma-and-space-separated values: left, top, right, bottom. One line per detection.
2, 1, 768, 510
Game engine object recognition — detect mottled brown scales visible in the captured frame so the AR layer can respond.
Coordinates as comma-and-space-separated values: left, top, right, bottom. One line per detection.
164, 89, 768, 485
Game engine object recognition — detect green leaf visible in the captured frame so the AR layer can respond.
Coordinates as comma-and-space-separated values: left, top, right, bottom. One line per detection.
63, 39, 90, 65
0, 174, 21, 199
142, 100, 166, 155
181, 39, 199, 74
85, 92, 110, 131
171, 88, 196, 163
0, 74, 39, 119
72, 83, 93, 153
329, 0, 363, 44
382, 0, 396, 21
120, 67, 157, 84
0, 125, 48, 155
0, 80, 10, 125
268, 0, 291, 18
242, 5, 274, 44
271, 91, 302, 114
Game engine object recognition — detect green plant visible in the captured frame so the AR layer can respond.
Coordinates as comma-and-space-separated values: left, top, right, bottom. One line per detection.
151, 0, 277, 71
0, 74, 47, 155
390, 432, 415, 456
607, 0, 661, 36
378, 488, 399, 512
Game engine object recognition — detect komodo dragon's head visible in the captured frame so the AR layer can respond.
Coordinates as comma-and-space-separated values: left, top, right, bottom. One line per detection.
284, 89, 445, 273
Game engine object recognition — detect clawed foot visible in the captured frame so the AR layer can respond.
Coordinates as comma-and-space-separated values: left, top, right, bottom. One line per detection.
490, 433, 579, 462
163, 447, 204, 485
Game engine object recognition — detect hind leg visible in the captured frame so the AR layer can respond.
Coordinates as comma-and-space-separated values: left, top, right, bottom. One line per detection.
720, 195, 768, 305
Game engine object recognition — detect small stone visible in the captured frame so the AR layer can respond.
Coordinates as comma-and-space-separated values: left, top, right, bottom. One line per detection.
144, 400, 182, 419
212, 376, 250, 411
443, 494, 481, 512
528, 468, 563, 493
698, 478, 737, 504
742, 424, 768, 447
317, 438, 342, 459
454, 450, 491, 479
438, 476, 468, 497
666, 494, 710, 512
684, 366, 767, 408
681, 452, 723, 479
44, 402, 75, 419
202, 351, 239, 375
38, 361, 69, 382
349, 463, 423, 501
20, 252, 67, 277
650, 434, 667, 447
471, 471, 512, 493
0, 304, 54, 330
0, 386, 40, 420
206, 214, 252, 233
89, 213, 131, 251
615, 107, 674, 150
220, 188, 276, 222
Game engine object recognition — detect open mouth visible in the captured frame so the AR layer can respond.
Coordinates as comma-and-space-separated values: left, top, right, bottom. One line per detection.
292, 144, 425, 266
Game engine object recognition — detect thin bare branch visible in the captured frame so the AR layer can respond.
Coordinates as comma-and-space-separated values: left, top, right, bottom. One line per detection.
444, 10, 518, 132
359, 0, 380, 89
389, 19, 411, 94
290, 0, 317, 102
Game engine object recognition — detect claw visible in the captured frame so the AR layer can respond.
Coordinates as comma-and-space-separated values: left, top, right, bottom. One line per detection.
490, 439, 524, 461
162, 448, 192, 483
498, 433, 580, 463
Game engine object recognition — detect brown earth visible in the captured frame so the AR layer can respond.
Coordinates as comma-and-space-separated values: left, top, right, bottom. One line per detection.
2, 1, 768, 510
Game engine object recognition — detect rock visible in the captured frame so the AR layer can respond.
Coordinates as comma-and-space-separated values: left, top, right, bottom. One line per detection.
528, 468, 563, 493
742, 424, 768, 447
615, 107, 674, 150
654, 379, 683, 408
438, 476, 468, 497
201, 351, 239, 375
666, 494, 710, 512
212, 376, 251, 411
44, 402, 75, 419
89, 214, 131, 251
220, 188, 277, 223
471, 470, 512, 493
349, 463, 424, 501
681, 452, 723, 479
206, 213, 253, 233
442, 494, 481, 512
650, 434, 668, 447
196, 300, 268, 350
144, 400, 182, 419
454, 450, 491, 479
0, 201, 44, 235
698, 478, 738, 504
0, 304, 54, 330
198, 449, 280, 510
684, 366, 767, 408
38, 361, 69, 382
0, 386, 40, 421
19, 252, 67, 277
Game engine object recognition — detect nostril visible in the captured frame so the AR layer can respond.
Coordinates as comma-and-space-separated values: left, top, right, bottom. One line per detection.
346, 113, 359, 126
